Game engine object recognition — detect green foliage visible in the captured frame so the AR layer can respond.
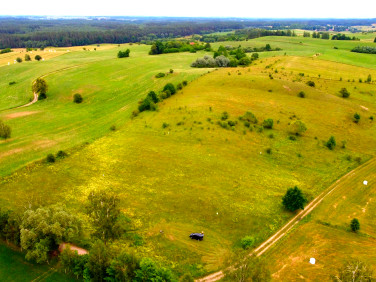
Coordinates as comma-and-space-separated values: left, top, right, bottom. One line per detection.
262, 119, 274, 129
350, 218, 360, 232
298, 91, 306, 98
251, 52, 259, 60
16, 57, 22, 63
138, 97, 157, 112
134, 257, 176, 282
32, 78, 48, 97
306, 81, 315, 87
163, 83, 176, 95
221, 111, 229, 121
0, 209, 21, 245
326, 136, 337, 150
20, 205, 81, 263
0, 48, 12, 54
291, 120, 307, 136
353, 113, 360, 123
56, 150, 68, 158
86, 190, 124, 243
241, 236, 255, 250
86, 240, 111, 281
46, 153, 55, 163
351, 46, 376, 54
340, 88, 350, 98
155, 72, 166, 78
24, 54, 31, 61
110, 125, 116, 131
9, 81, 16, 85
282, 186, 307, 212
225, 255, 271, 282
0, 120, 11, 139
60, 247, 89, 279
117, 49, 130, 58
34, 55, 42, 61
240, 111, 258, 124
169, 69, 174, 74
73, 93, 83, 103
366, 74, 372, 83
106, 251, 140, 282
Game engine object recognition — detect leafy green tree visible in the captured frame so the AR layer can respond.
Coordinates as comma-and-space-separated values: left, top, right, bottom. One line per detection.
134, 258, 176, 282
340, 88, 350, 98
353, 113, 360, 123
106, 251, 140, 281
73, 93, 83, 103
20, 206, 81, 263
321, 32, 330, 39
0, 209, 21, 245
241, 111, 258, 124
87, 240, 111, 282
251, 53, 259, 60
117, 49, 130, 58
282, 186, 307, 211
265, 44, 271, 51
298, 91, 306, 98
25, 54, 31, 61
32, 78, 48, 99
291, 120, 307, 136
303, 31, 311, 37
350, 218, 360, 232
366, 74, 372, 83
86, 190, 123, 243
241, 236, 255, 250
262, 119, 274, 129
163, 83, 176, 95
333, 260, 373, 281
326, 136, 336, 150
149, 41, 165, 55
35, 55, 42, 61
0, 120, 11, 139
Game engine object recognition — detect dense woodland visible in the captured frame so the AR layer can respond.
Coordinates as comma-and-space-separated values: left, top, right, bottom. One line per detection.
0, 17, 375, 48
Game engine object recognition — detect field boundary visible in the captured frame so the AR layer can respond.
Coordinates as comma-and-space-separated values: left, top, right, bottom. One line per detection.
196, 157, 376, 282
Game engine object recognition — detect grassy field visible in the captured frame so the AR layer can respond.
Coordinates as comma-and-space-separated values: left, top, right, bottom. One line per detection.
0, 242, 75, 281
265, 158, 376, 281
0, 44, 209, 175
1, 50, 376, 278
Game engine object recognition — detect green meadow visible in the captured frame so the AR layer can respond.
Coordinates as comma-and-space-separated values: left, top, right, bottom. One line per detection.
0, 33, 376, 279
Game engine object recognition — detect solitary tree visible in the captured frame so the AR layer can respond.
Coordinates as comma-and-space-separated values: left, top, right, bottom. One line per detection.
326, 136, 336, 150
340, 88, 350, 98
353, 113, 360, 123
350, 218, 360, 232
16, 57, 22, 63
291, 120, 307, 136
35, 55, 42, 61
73, 93, 83, 103
24, 54, 31, 61
282, 186, 307, 212
32, 78, 48, 100
262, 119, 274, 129
0, 120, 11, 139
366, 74, 372, 83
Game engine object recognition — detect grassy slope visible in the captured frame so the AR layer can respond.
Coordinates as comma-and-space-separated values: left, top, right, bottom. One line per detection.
0, 243, 75, 282
265, 158, 376, 281
0, 44, 209, 175
1, 55, 375, 277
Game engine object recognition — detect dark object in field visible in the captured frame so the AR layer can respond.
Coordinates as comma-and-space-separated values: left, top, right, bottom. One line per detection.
189, 233, 204, 241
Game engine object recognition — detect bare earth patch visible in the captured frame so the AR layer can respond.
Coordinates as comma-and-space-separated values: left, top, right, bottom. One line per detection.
5, 111, 39, 119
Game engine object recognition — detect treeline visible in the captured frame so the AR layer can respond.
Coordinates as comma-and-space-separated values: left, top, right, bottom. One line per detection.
351, 46, 376, 54
149, 41, 211, 55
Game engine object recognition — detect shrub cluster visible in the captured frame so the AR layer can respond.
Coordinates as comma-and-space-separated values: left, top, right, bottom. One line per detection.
73, 93, 83, 103
0, 120, 11, 139
117, 49, 130, 58
149, 40, 208, 55
351, 46, 376, 54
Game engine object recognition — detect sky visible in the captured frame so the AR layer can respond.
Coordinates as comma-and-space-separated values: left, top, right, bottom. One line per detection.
1, 0, 376, 18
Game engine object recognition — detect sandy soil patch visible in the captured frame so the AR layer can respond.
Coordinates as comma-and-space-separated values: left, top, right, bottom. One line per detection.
5, 111, 39, 119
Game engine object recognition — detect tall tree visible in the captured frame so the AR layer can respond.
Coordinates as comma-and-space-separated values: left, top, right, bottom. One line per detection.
86, 190, 123, 243
282, 186, 307, 212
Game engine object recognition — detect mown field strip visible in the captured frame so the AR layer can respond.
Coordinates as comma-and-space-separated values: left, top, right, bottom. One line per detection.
196, 157, 376, 282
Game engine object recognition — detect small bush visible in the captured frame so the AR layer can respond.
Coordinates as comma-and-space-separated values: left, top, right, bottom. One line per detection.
56, 150, 68, 158
34, 55, 42, 61
340, 88, 350, 98
176, 83, 183, 90
110, 125, 116, 131
155, 73, 165, 78
298, 91, 306, 98
73, 93, 83, 103
306, 81, 315, 87
326, 136, 336, 150
163, 83, 176, 95
132, 109, 140, 117
221, 111, 229, 121
0, 120, 12, 139
350, 218, 360, 232
240, 236, 255, 250
241, 111, 258, 124
46, 154, 55, 163
289, 135, 296, 141
16, 57, 22, 63
353, 113, 360, 123
162, 122, 169, 128
262, 119, 274, 129
38, 93, 47, 100
182, 80, 188, 86
266, 148, 272, 154
8, 81, 16, 85
227, 120, 237, 127
169, 69, 174, 74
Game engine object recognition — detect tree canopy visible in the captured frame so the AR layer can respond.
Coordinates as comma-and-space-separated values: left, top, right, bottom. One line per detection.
282, 186, 307, 212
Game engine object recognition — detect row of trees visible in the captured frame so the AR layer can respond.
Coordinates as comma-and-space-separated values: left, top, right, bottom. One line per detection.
351, 46, 376, 54
149, 41, 210, 55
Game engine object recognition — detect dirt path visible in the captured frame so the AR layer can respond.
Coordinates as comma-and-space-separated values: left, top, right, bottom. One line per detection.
59, 242, 88, 255
196, 157, 376, 282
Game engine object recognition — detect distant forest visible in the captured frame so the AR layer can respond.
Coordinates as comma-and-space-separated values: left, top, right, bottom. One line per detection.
0, 17, 375, 48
